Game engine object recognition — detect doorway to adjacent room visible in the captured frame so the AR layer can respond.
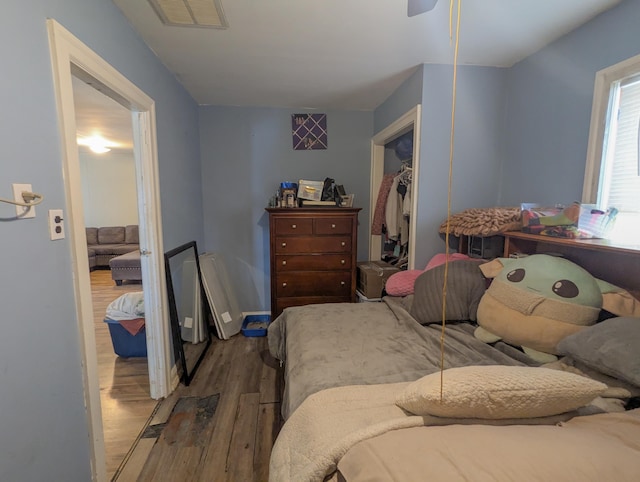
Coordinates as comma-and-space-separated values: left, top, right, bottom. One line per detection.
48, 19, 173, 481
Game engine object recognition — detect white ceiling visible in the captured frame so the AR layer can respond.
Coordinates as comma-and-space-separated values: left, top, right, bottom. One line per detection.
75, 0, 622, 150
112, 0, 622, 110
73, 76, 134, 153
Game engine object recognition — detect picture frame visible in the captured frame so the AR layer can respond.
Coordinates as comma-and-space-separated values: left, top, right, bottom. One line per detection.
164, 241, 213, 386
340, 194, 354, 207
292, 113, 328, 150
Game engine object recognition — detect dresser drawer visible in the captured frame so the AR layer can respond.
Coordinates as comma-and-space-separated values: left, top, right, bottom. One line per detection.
274, 217, 313, 235
276, 254, 351, 271
275, 236, 351, 254
275, 272, 352, 297
314, 217, 352, 235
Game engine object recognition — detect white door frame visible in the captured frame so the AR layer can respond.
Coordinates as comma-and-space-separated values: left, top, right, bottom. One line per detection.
369, 105, 421, 269
47, 19, 174, 481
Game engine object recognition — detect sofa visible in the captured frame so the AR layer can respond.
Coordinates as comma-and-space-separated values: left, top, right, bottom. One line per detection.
86, 225, 139, 269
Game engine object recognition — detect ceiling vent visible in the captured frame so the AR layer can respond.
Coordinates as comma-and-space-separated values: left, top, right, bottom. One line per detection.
148, 0, 228, 29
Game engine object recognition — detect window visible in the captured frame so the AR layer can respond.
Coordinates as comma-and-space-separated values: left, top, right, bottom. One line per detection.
583, 54, 640, 243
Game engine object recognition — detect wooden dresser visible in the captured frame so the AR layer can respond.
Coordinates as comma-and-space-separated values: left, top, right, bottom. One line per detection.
266, 207, 361, 318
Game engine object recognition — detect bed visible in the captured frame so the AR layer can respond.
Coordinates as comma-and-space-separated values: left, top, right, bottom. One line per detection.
267, 260, 640, 481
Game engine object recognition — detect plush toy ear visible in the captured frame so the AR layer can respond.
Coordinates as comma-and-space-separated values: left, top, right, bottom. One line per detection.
596, 279, 640, 317
479, 258, 506, 279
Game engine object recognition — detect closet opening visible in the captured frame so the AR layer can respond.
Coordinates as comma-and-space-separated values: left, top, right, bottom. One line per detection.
369, 105, 421, 270
377, 131, 413, 269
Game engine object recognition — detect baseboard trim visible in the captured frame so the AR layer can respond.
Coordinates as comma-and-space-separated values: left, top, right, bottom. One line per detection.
170, 364, 179, 391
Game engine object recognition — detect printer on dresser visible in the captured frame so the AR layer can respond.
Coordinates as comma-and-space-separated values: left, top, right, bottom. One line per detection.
266, 207, 361, 318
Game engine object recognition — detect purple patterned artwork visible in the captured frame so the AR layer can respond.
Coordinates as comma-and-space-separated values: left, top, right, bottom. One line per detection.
292, 113, 327, 150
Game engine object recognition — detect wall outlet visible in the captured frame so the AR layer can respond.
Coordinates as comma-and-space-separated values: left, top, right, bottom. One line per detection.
48, 209, 65, 240
12, 183, 36, 218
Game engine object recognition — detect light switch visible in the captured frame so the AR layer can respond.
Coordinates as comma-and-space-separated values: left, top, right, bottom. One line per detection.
48, 209, 65, 240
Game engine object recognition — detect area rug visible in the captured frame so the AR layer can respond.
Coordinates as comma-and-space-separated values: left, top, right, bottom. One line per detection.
141, 393, 220, 447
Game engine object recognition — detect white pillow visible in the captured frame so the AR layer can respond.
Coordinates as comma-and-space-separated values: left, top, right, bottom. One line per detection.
396, 365, 606, 419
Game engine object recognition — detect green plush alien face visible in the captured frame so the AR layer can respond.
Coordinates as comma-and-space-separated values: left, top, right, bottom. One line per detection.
494, 254, 603, 308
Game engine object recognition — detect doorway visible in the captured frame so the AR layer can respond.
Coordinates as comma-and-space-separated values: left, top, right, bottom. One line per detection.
48, 19, 173, 481
72, 73, 159, 478
369, 105, 422, 269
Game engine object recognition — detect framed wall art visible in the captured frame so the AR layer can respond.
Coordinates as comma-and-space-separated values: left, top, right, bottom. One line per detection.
292, 113, 327, 150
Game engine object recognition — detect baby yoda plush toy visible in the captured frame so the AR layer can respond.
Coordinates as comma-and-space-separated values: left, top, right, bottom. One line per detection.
475, 254, 640, 363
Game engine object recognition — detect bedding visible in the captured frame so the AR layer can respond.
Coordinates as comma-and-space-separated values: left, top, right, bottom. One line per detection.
269, 380, 579, 482
268, 278, 639, 481
337, 409, 640, 482
409, 259, 485, 324
396, 365, 606, 419
557, 316, 640, 387
268, 297, 538, 419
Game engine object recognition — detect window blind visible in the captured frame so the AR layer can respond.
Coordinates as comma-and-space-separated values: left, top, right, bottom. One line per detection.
601, 75, 640, 213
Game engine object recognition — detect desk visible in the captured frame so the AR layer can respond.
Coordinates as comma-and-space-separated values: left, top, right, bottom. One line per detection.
501, 232, 640, 297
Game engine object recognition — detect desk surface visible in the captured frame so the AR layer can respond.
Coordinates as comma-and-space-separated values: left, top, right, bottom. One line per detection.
502, 231, 640, 255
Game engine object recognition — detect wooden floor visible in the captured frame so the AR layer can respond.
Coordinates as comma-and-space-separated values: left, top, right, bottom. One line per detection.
90, 270, 158, 480
115, 315, 283, 481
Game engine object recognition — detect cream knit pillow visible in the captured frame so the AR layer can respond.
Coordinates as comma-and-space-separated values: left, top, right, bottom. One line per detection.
396, 365, 606, 419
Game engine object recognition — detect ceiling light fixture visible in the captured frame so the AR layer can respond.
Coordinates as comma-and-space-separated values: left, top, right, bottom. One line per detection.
148, 0, 228, 29
77, 135, 118, 154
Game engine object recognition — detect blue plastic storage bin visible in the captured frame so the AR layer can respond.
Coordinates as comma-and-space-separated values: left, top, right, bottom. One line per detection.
241, 314, 271, 337
104, 318, 147, 357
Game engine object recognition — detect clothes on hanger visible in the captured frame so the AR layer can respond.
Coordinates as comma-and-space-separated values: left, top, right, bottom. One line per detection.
374, 159, 413, 268
371, 173, 396, 235
385, 165, 412, 241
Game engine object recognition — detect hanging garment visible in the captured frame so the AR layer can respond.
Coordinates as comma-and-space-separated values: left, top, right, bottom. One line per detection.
403, 182, 412, 217
387, 167, 414, 242
385, 176, 401, 240
371, 173, 395, 235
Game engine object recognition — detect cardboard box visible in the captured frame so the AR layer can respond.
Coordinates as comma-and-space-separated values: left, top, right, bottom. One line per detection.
357, 261, 400, 299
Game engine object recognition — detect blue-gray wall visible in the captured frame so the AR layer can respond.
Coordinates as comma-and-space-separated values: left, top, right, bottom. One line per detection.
500, 0, 640, 206
374, 65, 424, 134
0, 1, 202, 481
199, 106, 373, 311
374, 64, 507, 268
414, 65, 507, 268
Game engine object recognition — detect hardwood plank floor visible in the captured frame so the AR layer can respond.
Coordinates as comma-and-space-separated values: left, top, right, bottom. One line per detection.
90, 269, 158, 481
118, 333, 283, 481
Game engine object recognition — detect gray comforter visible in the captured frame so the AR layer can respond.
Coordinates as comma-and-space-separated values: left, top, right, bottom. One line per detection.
268, 297, 537, 419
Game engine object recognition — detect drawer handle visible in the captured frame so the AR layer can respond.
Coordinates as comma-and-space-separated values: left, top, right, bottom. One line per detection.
340, 281, 346, 286
282, 260, 287, 266
331, 223, 336, 228
282, 282, 287, 287
341, 241, 346, 247
292, 224, 297, 229
341, 259, 345, 265
282, 242, 287, 247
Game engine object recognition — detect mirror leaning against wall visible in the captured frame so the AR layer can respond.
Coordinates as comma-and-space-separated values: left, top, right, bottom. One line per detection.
164, 241, 213, 386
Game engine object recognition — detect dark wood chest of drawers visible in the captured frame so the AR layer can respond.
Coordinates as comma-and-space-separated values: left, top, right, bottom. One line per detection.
266, 207, 361, 318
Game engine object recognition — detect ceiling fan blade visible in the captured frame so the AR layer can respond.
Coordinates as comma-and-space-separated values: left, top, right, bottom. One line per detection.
408, 0, 438, 17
